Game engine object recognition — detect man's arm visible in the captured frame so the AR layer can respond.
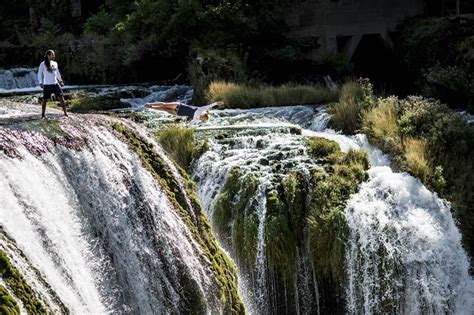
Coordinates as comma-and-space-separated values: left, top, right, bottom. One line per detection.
37, 63, 44, 88
56, 65, 64, 86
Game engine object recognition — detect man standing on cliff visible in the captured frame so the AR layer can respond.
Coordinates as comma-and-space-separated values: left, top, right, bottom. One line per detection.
38, 49, 68, 118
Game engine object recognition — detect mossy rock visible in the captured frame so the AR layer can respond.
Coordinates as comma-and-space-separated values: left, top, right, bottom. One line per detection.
265, 189, 297, 281
213, 168, 259, 272
69, 96, 130, 113
307, 142, 369, 286
0, 286, 20, 315
306, 137, 341, 159
0, 250, 46, 314
11, 119, 67, 139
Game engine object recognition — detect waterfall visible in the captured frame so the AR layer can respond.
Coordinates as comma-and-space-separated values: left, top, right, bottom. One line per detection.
190, 105, 474, 314
0, 68, 38, 90
2, 92, 472, 314
345, 166, 474, 314
0, 105, 237, 313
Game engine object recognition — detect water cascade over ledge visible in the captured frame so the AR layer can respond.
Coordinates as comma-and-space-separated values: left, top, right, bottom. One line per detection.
191, 105, 474, 314
0, 102, 243, 314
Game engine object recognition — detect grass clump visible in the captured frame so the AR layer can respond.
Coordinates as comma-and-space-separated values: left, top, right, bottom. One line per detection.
69, 96, 130, 113
328, 79, 375, 134
111, 122, 244, 314
207, 81, 337, 109
362, 96, 400, 148
0, 250, 46, 314
155, 126, 198, 170
403, 137, 430, 180
0, 286, 20, 315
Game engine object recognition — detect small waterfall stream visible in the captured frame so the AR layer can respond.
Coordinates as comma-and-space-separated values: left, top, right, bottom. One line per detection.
345, 166, 474, 314
254, 181, 270, 313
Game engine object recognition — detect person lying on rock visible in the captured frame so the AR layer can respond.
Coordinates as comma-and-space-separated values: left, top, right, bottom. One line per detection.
38, 49, 68, 118
144, 101, 223, 122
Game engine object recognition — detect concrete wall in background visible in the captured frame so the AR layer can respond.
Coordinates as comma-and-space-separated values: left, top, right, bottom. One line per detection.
287, 0, 424, 60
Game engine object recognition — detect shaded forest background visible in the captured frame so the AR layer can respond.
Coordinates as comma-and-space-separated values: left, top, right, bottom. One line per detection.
1, 0, 473, 109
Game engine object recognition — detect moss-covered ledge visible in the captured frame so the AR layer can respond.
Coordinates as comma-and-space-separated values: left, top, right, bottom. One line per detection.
0, 250, 46, 314
0, 285, 20, 315
111, 122, 244, 314
306, 137, 369, 285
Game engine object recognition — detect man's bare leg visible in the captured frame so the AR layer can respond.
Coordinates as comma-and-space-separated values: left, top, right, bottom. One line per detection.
145, 102, 179, 110
145, 102, 179, 115
58, 95, 68, 116
41, 99, 47, 119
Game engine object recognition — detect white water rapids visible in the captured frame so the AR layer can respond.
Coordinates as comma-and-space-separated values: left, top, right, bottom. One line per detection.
0, 110, 222, 313
190, 105, 474, 314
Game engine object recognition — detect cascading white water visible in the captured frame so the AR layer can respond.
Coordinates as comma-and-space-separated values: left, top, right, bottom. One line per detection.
0, 68, 38, 90
121, 85, 192, 109
345, 166, 474, 314
190, 105, 474, 314
254, 182, 270, 312
0, 109, 226, 313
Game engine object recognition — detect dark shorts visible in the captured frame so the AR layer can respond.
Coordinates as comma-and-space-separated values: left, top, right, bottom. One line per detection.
43, 84, 63, 100
176, 103, 197, 120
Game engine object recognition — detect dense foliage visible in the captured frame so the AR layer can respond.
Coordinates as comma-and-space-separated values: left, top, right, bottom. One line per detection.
396, 16, 474, 111
1, 0, 323, 91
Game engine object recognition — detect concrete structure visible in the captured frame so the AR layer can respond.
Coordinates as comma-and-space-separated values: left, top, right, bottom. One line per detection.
287, 0, 424, 60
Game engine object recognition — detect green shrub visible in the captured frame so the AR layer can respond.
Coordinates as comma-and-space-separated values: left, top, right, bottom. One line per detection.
397, 16, 474, 109
69, 96, 130, 113
328, 79, 375, 134
207, 81, 337, 109
305, 137, 340, 158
